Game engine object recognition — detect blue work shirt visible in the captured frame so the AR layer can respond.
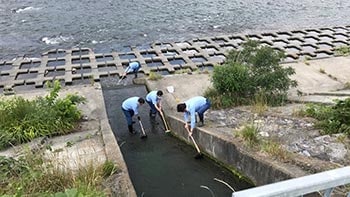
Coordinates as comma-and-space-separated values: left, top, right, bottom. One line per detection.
122, 97, 141, 115
125, 62, 140, 73
184, 96, 207, 129
146, 90, 161, 105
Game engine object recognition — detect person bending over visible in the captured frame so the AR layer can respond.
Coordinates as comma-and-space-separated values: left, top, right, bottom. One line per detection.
120, 61, 141, 79
145, 90, 163, 118
121, 96, 145, 134
177, 96, 211, 135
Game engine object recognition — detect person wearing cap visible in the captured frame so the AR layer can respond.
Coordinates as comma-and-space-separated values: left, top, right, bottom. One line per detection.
146, 90, 163, 117
121, 96, 145, 134
176, 96, 211, 135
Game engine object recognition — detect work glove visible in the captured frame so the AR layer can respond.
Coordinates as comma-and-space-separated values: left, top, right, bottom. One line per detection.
137, 116, 141, 121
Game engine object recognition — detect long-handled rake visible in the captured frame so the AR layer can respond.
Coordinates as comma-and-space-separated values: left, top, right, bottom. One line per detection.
160, 111, 171, 133
117, 76, 126, 85
186, 127, 203, 159
138, 119, 148, 139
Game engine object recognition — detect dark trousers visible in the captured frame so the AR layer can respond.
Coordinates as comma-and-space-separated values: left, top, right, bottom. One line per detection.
122, 107, 134, 126
197, 98, 211, 122
146, 100, 157, 115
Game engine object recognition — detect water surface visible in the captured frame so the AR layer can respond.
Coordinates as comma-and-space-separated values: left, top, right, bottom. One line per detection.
1, 0, 350, 59
101, 82, 252, 196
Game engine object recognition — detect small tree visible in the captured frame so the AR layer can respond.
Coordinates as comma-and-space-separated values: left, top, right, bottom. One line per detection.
206, 40, 297, 108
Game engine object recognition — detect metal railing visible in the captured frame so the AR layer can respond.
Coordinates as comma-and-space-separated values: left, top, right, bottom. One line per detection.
232, 166, 350, 197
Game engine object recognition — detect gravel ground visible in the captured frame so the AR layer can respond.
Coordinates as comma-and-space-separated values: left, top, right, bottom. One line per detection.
206, 103, 350, 166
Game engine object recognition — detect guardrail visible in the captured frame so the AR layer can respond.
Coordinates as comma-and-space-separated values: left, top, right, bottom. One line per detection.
232, 166, 350, 197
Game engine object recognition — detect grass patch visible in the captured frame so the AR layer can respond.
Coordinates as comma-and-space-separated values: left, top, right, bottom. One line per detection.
0, 149, 119, 196
251, 91, 268, 115
174, 68, 192, 74
148, 71, 163, 81
301, 99, 350, 135
335, 46, 350, 56
261, 140, 290, 161
239, 124, 260, 146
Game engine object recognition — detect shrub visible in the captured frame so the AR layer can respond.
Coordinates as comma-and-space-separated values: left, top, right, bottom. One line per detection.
204, 87, 249, 109
303, 98, 350, 135
212, 62, 253, 98
0, 80, 86, 149
206, 40, 297, 108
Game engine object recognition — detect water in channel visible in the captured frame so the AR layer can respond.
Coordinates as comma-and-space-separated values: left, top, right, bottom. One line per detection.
101, 81, 252, 197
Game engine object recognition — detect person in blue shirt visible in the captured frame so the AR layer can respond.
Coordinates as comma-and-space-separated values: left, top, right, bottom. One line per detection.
121, 96, 145, 134
176, 96, 211, 135
120, 61, 141, 79
145, 90, 163, 117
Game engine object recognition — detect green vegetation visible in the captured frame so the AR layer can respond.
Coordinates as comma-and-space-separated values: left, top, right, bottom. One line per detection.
251, 90, 268, 115
334, 46, 350, 56
300, 98, 350, 135
239, 124, 260, 146
0, 80, 86, 150
205, 40, 297, 109
174, 68, 192, 74
261, 140, 290, 161
0, 149, 118, 196
148, 71, 163, 81
236, 124, 291, 161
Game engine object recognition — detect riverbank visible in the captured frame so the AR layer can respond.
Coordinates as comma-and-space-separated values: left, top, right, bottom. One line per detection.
145, 55, 350, 185
1, 55, 350, 196
0, 85, 137, 197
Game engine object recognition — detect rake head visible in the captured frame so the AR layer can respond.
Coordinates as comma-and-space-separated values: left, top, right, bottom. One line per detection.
140, 134, 148, 139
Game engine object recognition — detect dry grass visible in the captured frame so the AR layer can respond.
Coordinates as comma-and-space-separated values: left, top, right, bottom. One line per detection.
0, 147, 119, 196
148, 71, 163, 81
261, 140, 291, 161
237, 124, 260, 147
251, 92, 268, 115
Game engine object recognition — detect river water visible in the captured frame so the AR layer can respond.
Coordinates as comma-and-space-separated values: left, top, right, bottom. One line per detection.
1, 0, 350, 60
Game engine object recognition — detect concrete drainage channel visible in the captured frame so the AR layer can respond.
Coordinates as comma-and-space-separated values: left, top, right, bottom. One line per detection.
101, 81, 253, 197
